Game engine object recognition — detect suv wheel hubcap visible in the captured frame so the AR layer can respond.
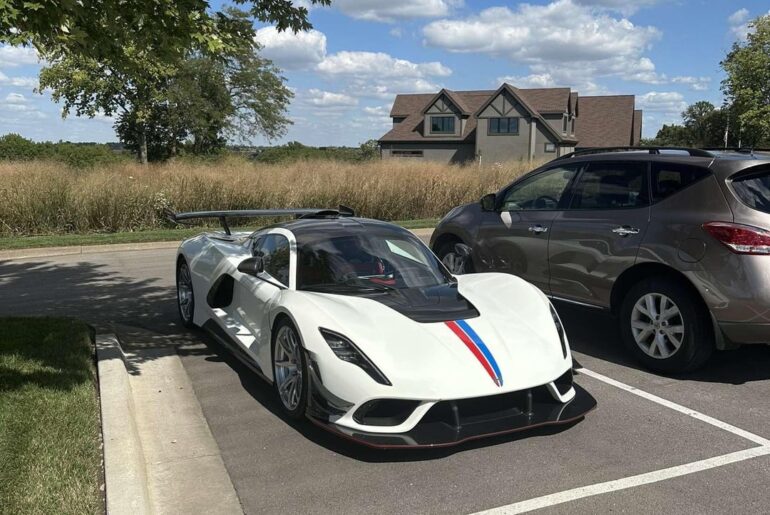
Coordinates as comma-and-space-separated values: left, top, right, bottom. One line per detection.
631, 293, 684, 359
274, 326, 302, 411
442, 252, 465, 274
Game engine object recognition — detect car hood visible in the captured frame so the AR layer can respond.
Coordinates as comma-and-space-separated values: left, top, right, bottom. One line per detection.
288, 273, 569, 399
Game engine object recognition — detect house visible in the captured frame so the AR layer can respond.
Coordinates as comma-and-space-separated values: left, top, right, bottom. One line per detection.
379, 83, 642, 163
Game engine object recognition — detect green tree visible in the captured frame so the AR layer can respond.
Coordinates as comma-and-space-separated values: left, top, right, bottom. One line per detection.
653, 124, 693, 146
1, 1, 330, 66
721, 14, 770, 147
359, 139, 381, 160
113, 49, 292, 161
681, 101, 716, 147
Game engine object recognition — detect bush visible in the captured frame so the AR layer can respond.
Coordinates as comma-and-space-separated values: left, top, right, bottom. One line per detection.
0, 157, 541, 236
0, 134, 127, 168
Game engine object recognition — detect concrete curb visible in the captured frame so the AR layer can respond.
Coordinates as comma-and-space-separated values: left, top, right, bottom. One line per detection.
0, 228, 435, 261
96, 334, 153, 515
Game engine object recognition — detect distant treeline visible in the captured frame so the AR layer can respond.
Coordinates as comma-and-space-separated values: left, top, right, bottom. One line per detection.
0, 134, 381, 167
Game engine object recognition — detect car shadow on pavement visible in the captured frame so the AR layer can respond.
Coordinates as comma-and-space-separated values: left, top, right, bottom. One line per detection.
179, 332, 581, 463
555, 301, 770, 385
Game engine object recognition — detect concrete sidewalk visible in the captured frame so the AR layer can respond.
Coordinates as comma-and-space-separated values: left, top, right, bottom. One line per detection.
97, 327, 242, 515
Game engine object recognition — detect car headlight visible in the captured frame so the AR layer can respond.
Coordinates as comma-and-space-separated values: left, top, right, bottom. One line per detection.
549, 303, 568, 358
320, 328, 391, 386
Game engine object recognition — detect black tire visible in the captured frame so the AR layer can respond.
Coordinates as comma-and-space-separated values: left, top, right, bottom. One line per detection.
436, 239, 474, 274
619, 277, 714, 374
271, 318, 309, 420
176, 259, 197, 329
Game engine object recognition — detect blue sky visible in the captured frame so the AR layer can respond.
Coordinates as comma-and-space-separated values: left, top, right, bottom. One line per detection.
0, 0, 768, 145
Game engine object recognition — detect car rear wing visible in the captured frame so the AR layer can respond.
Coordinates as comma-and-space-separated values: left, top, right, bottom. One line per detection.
164, 206, 355, 235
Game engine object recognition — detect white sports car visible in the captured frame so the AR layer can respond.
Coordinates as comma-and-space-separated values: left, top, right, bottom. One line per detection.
171, 207, 595, 448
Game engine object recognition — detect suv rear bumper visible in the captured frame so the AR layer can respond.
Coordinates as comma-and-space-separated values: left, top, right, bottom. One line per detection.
719, 322, 770, 345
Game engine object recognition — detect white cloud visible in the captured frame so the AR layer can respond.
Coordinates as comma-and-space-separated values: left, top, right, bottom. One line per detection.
671, 75, 711, 91
636, 91, 687, 115
335, 0, 462, 22
305, 89, 359, 107
729, 8, 770, 40
497, 73, 557, 89
0, 45, 39, 67
255, 27, 327, 70
0, 72, 38, 88
318, 51, 451, 79
389, 27, 404, 38
4, 92, 27, 104
574, 0, 662, 15
423, 1, 664, 87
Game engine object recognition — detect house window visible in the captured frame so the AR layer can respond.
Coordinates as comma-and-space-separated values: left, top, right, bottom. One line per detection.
391, 150, 423, 158
392, 116, 406, 125
562, 115, 568, 134
570, 117, 575, 134
489, 117, 519, 135
430, 116, 455, 134
544, 143, 556, 153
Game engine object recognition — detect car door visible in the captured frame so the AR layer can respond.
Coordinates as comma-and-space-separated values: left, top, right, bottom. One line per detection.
231, 231, 292, 376
474, 163, 581, 293
548, 160, 651, 307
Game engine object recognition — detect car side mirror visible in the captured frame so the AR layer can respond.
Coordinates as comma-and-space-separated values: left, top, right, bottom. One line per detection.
480, 193, 496, 212
238, 256, 264, 276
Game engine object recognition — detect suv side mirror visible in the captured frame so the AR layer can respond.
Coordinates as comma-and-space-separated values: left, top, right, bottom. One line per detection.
480, 193, 496, 212
237, 256, 264, 276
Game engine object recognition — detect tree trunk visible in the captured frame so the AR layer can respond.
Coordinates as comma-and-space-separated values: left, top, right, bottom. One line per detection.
138, 126, 148, 165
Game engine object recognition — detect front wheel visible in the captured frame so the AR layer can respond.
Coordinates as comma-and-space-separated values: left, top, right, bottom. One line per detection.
436, 240, 474, 275
272, 320, 309, 420
176, 259, 196, 329
619, 277, 714, 374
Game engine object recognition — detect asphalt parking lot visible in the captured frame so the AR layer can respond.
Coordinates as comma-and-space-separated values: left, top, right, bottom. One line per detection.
1, 246, 769, 514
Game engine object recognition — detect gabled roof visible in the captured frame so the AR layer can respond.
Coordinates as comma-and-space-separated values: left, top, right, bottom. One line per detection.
420, 88, 472, 116
574, 95, 636, 147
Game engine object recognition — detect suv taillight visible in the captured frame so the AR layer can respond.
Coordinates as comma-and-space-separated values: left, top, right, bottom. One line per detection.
703, 222, 770, 255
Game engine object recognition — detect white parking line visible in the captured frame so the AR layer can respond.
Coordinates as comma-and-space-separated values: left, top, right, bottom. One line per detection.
472, 367, 770, 514
474, 446, 770, 515
578, 367, 770, 447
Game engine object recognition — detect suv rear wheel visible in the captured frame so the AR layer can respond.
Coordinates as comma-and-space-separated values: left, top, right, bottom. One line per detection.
620, 277, 713, 373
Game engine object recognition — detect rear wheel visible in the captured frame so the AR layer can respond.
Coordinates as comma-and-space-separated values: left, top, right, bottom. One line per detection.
436, 239, 474, 274
272, 319, 309, 420
176, 259, 196, 329
620, 277, 713, 373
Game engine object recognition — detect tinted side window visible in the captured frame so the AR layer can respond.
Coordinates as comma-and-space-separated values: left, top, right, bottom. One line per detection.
732, 167, 770, 214
651, 162, 710, 202
501, 165, 579, 211
255, 234, 291, 287
570, 162, 648, 209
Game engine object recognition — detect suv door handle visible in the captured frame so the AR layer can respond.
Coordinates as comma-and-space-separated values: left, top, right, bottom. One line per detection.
528, 224, 548, 234
612, 225, 640, 236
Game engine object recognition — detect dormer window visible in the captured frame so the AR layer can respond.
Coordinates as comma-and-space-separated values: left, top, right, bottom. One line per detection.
489, 117, 519, 135
430, 116, 455, 134
562, 115, 568, 134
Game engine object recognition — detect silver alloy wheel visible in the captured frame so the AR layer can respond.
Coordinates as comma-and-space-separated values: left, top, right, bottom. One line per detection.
631, 293, 685, 359
441, 252, 465, 274
274, 325, 303, 411
177, 263, 194, 323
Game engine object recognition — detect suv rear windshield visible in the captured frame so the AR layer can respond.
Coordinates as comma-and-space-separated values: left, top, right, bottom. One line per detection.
732, 168, 770, 213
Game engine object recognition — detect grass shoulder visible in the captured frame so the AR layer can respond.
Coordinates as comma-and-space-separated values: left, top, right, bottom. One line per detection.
0, 317, 102, 514
0, 218, 439, 251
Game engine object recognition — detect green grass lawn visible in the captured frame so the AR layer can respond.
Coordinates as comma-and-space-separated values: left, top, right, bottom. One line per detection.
0, 318, 102, 514
0, 218, 438, 251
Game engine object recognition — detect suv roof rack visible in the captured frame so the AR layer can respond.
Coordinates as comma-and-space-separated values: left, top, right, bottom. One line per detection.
556, 146, 714, 160
165, 205, 356, 235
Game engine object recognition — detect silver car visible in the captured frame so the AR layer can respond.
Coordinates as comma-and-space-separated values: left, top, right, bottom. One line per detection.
431, 147, 770, 373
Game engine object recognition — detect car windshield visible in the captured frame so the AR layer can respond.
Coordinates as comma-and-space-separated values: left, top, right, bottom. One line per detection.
296, 231, 452, 292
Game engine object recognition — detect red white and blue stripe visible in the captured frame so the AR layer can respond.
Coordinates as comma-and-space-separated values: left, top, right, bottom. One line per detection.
445, 319, 503, 387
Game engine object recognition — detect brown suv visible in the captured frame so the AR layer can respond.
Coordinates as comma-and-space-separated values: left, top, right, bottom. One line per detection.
431, 147, 770, 373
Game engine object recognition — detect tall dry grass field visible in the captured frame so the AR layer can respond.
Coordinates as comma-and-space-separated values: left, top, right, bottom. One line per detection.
0, 157, 538, 236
